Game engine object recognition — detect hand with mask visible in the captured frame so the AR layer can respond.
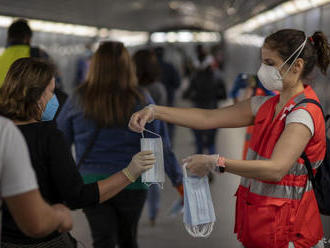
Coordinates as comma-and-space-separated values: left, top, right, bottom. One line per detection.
183, 154, 219, 177
129, 104, 155, 133
122, 151, 156, 182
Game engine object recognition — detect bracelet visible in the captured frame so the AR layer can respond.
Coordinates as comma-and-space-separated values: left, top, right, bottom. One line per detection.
146, 104, 156, 123
216, 156, 226, 173
122, 168, 136, 182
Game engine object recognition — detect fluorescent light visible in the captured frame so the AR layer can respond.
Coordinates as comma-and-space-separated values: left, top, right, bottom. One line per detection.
294, 0, 313, 11
225, 0, 330, 42
150, 31, 220, 43
227, 34, 265, 47
151, 32, 167, 43
282, 2, 298, 14
0, 16, 13, 27
106, 29, 149, 47
167, 32, 177, 43
0, 15, 98, 37
177, 31, 193, 42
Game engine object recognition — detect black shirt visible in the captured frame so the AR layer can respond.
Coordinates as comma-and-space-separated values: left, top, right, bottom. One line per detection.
2, 121, 99, 244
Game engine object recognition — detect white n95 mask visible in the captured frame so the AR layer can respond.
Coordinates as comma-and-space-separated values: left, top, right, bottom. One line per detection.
257, 36, 307, 91
183, 163, 216, 238
140, 129, 165, 187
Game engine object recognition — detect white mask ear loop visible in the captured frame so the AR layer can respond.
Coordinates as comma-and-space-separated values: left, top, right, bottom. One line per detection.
183, 163, 188, 178
141, 128, 161, 138
278, 36, 307, 79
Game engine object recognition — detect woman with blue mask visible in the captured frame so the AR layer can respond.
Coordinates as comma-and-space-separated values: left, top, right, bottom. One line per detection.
129, 29, 330, 248
0, 57, 155, 248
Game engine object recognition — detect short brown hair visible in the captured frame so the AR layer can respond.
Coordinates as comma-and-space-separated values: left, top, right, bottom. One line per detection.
76, 41, 144, 127
0, 58, 55, 121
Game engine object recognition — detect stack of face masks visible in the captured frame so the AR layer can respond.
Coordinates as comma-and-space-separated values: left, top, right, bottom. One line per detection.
183, 163, 216, 238
140, 129, 165, 187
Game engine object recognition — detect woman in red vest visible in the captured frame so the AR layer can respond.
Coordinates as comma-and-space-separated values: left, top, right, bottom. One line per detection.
129, 29, 330, 248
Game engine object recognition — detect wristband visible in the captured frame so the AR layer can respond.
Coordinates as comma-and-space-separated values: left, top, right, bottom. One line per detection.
216, 156, 226, 173
122, 168, 136, 182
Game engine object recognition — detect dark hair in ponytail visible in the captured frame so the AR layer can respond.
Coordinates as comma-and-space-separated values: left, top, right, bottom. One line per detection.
264, 29, 330, 78
311, 31, 330, 75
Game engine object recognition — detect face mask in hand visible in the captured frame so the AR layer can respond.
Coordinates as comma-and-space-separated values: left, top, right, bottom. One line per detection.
140, 129, 165, 187
257, 36, 307, 91
41, 94, 59, 121
183, 163, 216, 238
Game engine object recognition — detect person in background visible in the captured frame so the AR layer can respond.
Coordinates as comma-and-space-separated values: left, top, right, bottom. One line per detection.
73, 42, 93, 88
0, 116, 72, 242
0, 18, 67, 118
133, 48, 183, 226
57, 41, 176, 248
229, 73, 276, 159
0, 58, 155, 248
129, 29, 330, 248
154, 46, 181, 140
184, 46, 226, 154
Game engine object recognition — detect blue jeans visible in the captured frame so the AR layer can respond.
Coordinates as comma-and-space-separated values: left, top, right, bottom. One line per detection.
192, 129, 217, 154
147, 184, 161, 220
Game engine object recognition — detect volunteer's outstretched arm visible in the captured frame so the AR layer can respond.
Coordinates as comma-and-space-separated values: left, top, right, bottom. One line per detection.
129, 99, 254, 132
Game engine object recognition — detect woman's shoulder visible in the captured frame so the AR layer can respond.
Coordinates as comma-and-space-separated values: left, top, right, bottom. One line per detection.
135, 88, 154, 109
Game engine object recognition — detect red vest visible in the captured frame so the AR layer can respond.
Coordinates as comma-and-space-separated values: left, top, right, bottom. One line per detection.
235, 85, 326, 248
242, 87, 271, 160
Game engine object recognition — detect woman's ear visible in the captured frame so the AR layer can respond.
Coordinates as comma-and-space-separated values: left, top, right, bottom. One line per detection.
293, 58, 304, 74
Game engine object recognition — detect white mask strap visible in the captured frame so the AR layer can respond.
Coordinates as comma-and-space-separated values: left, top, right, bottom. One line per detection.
183, 163, 188, 178
279, 36, 307, 78
141, 128, 161, 138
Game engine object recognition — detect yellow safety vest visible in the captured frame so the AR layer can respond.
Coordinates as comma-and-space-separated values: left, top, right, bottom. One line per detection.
0, 45, 30, 86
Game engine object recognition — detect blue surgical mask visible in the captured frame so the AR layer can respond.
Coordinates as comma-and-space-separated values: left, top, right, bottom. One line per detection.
183, 164, 216, 238
41, 94, 59, 121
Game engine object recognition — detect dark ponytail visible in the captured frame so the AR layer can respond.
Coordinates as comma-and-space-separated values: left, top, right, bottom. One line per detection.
311, 31, 330, 75
264, 29, 330, 78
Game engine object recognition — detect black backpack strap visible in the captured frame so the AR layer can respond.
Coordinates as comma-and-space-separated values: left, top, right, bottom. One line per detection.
293, 98, 325, 119
301, 152, 317, 189
77, 127, 100, 170
291, 98, 326, 189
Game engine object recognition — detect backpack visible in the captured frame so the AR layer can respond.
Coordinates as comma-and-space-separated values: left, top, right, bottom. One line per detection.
292, 98, 330, 215
183, 68, 226, 107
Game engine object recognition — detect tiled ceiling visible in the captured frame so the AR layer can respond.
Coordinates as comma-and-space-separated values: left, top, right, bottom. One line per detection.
0, 0, 287, 31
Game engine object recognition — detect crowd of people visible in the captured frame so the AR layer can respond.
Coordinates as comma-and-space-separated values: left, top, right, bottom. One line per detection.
0, 17, 329, 248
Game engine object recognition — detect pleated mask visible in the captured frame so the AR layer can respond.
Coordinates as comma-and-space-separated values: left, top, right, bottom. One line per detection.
183, 163, 216, 238
140, 129, 165, 187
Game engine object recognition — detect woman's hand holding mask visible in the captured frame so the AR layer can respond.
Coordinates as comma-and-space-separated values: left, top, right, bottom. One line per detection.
183, 154, 219, 177
123, 151, 155, 182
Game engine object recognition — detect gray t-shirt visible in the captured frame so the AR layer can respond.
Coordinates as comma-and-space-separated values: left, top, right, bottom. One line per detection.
251, 96, 314, 136
0, 117, 38, 237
